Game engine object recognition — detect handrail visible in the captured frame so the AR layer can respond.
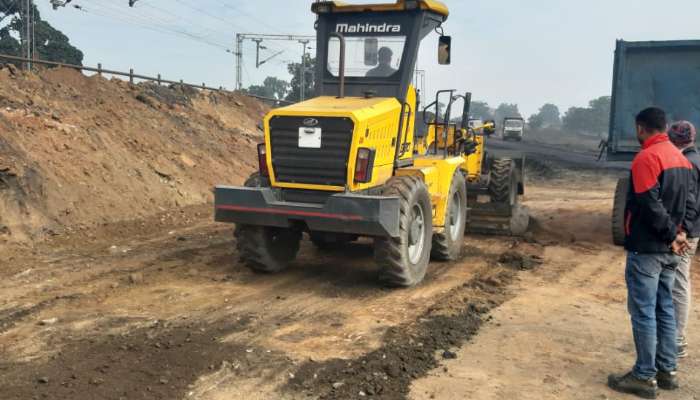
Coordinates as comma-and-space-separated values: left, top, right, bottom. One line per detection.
0, 53, 292, 106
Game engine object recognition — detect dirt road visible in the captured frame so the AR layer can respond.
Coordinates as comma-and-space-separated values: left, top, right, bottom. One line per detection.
487, 135, 630, 171
1, 167, 697, 399
412, 180, 700, 400
0, 204, 528, 399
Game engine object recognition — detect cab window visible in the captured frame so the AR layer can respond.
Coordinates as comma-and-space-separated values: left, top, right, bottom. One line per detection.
327, 36, 406, 78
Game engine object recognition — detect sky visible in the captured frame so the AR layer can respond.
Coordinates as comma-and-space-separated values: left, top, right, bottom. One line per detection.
33, 0, 700, 117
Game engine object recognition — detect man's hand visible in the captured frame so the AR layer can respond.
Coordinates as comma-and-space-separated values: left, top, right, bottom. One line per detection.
672, 232, 690, 255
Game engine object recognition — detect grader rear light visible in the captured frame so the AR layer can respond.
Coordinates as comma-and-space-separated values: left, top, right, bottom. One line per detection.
354, 148, 375, 183
257, 143, 269, 177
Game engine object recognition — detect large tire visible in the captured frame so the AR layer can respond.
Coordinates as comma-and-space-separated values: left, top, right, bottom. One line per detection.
235, 226, 301, 273
374, 176, 433, 287
432, 171, 467, 261
489, 158, 517, 205
244, 172, 270, 188
234, 171, 301, 273
612, 177, 629, 247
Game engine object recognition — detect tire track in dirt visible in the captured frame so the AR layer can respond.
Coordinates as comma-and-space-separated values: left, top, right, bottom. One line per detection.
283, 258, 533, 399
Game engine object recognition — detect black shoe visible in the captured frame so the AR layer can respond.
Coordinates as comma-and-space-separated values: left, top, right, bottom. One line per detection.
608, 371, 658, 399
677, 337, 688, 359
657, 370, 679, 391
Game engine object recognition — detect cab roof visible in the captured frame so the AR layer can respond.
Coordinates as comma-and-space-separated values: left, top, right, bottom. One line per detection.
312, 0, 449, 19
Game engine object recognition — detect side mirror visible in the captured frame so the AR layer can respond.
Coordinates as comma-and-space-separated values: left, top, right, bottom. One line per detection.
438, 36, 451, 65
364, 38, 378, 66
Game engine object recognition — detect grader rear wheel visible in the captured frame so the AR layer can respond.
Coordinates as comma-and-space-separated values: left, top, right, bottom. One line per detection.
374, 176, 433, 287
235, 226, 301, 273
432, 171, 467, 261
233, 172, 301, 273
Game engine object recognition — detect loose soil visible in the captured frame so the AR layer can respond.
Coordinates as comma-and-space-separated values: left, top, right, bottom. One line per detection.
3, 165, 677, 400
0, 66, 265, 243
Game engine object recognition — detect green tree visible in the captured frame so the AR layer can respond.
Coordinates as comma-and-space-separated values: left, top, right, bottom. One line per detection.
0, 2, 83, 65
563, 96, 611, 135
588, 96, 611, 134
562, 107, 593, 133
285, 55, 315, 102
247, 76, 289, 100
495, 103, 521, 124
528, 113, 544, 130
469, 101, 494, 121
528, 103, 561, 129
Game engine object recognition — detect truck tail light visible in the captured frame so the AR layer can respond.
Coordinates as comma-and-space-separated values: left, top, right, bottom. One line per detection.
354, 148, 375, 183
257, 143, 269, 177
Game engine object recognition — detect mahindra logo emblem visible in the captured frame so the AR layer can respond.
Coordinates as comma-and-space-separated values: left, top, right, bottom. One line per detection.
303, 118, 319, 127
336, 23, 401, 33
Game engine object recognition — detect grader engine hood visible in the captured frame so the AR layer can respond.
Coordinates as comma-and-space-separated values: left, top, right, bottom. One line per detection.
263, 96, 402, 192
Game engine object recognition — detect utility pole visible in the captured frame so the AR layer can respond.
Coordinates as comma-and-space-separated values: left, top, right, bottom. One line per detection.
233, 33, 314, 91
252, 38, 264, 68
23, 0, 32, 70
299, 40, 310, 102
31, 2, 35, 66
251, 39, 283, 68
235, 34, 243, 91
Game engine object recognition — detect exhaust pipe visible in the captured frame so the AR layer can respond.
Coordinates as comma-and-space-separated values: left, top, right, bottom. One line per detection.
329, 32, 346, 98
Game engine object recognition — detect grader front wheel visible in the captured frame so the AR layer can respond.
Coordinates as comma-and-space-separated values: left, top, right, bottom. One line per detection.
489, 158, 518, 205
374, 176, 433, 287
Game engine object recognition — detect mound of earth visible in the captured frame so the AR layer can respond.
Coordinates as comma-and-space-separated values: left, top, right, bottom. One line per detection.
0, 66, 265, 243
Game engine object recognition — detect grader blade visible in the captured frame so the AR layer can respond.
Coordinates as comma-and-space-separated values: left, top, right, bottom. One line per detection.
466, 156, 529, 237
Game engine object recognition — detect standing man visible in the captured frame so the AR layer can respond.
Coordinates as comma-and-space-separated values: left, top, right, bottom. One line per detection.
668, 121, 699, 359
608, 107, 692, 399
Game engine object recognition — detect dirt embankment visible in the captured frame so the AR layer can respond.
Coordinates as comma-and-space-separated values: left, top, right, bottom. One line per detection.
0, 66, 264, 242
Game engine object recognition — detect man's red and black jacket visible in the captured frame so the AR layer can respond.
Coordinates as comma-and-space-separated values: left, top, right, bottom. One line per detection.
624, 133, 693, 253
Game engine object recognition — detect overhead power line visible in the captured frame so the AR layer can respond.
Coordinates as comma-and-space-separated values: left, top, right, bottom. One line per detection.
69, 4, 231, 50
48, 0, 317, 92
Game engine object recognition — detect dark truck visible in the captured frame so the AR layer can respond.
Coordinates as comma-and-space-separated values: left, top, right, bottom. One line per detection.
609, 40, 700, 245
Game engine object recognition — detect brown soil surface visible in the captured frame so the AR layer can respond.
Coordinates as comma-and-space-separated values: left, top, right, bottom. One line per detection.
1, 68, 697, 399
411, 178, 700, 400
0, 66, 265, 243
3, 163, 686, 400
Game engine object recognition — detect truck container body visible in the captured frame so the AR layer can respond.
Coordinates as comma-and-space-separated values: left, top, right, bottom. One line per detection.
608, 40, 700, 161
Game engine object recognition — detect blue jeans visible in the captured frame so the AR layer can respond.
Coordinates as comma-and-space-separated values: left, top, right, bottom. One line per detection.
625, 252, 679, 379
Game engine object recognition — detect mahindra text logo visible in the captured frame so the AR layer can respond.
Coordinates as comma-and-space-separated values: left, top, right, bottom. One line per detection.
303, 118, 319, 127
336, 23, 401, 34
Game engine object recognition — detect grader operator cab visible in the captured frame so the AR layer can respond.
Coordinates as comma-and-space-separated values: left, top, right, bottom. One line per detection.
215, 0, 528, 287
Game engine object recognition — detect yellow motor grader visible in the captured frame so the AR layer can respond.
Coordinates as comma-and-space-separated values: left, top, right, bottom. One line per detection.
215, 0, 527, 287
